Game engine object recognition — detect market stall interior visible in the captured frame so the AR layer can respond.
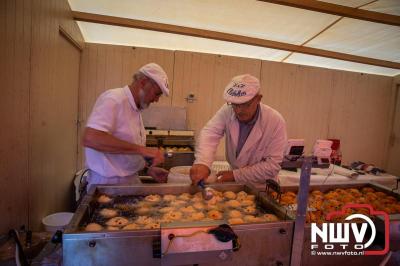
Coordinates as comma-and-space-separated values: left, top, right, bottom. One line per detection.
1, 0, 400, 265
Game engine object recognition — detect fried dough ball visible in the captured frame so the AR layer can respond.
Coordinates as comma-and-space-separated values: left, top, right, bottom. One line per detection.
325, 199, 341, 208
334, 188, 346, 194
123, 223, 139, 230
192, 192, 203, 200
189, 212, 205, 221
135, 201, 152, 208
211, 190, 224, 198
114, 203, 135, 211
159, 217, 173, 224
324, 192, 339, 200
263, 213, 279, 222
236, 191, 248, 201
136, 207, 151, 215
339, 195, 355, 204
163, 211, 183, 221
355, 208, 370, 216
375, 192, 387, 198
159, 207, 176, 213
384, 196, 397, 203
311, 190, 323, 196
361, 187, 375, 194
178, 193, 192, 201
347, 188, 362, 197
97, 194, 113, 204
355, 197, 367, 204
143, 222, 161, 229
106, 226, 120, 231
170, 200, 187, 207
240, 200, 254, 207
206, 195, 224, 205
229, 210, 243, 218
280, 195, 296, 205
163, 194, 176, 202
193, 202, 206, 210
243, 215, 262, 223
206, 202, 219, 211
246, 195, 256, 201
228, 218, 244, 225
207, 210, 223, 220
180, 206, 196, 213
225, 200, 241, 208
99, 208, 118, 218
135, 216, 155, 225
365, 192, 378, 201
285, 191, 297, 198
390, 203, 400, 213
223, 191, 237, 200
85, 223, 103, 232
191, 196, 203, 203
243, 206, 257, 215
106, 217, 129, 227
306, 211, 323, 223
144, 194, 161, 203
309, 200, 323, 210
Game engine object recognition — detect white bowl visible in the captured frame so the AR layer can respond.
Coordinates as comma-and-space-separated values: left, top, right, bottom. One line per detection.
168, 166, 191, 184
168, 166, 218, 184
42, 212, 74, 232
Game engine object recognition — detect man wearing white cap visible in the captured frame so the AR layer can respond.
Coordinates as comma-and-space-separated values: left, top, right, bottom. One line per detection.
83, 63, 170, 189
190, 74, 287, 185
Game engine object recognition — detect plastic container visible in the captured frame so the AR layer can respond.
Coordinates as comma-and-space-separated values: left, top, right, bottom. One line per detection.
168, 165, 223, 184
168, 166, 192, 184
42, 212, 74, 232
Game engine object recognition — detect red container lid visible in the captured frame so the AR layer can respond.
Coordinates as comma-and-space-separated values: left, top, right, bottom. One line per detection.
328, 138, 340, 150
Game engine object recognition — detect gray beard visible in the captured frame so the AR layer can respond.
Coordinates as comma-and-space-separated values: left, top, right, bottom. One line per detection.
139, 89, 148, 110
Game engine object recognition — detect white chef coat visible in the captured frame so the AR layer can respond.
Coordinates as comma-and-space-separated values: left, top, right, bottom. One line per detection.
85, 86, 146, 181
194, 103, 287, 184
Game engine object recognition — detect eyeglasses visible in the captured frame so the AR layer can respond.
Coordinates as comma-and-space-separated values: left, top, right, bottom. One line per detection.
227, 96, 258, 109
146, 77, 162, 97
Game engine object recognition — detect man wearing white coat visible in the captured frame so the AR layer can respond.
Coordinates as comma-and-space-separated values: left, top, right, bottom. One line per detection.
190, 74, 287, 185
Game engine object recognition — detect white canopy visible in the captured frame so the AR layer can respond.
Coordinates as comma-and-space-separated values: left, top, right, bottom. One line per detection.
68, 0, 400, 76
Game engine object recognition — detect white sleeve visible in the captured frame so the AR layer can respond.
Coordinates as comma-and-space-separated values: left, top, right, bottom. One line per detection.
86, 93, 118, 133
194, 105, 229, 168
233, 118, 287, 184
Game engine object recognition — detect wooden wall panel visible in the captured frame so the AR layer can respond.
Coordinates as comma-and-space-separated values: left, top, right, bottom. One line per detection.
385, 75, 400, 175
261, 62, 334, 154
261, 61, 393, 166
28, 0, 82, 229
77, 44, 175, 167
328, 72, 393, 166
0, 0, 83, 233
0, 0, 31, 234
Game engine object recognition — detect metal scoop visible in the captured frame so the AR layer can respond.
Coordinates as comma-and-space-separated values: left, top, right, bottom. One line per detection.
198, 180, 214, 200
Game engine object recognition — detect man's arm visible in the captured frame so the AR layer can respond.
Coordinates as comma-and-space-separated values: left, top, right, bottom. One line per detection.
190, 105, 229, 184
83, 127, 164, 166
194, 105, 229, 167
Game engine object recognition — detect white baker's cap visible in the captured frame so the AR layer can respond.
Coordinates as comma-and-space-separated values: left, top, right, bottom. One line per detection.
223, 74, 260, 104
139, 63, 169, 96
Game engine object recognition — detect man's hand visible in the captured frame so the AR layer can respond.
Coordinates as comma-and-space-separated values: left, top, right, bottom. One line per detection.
216, 170, 235, 183
142, 147, 165, 166
147, 167, 169, 183
190, 164, 210, 185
